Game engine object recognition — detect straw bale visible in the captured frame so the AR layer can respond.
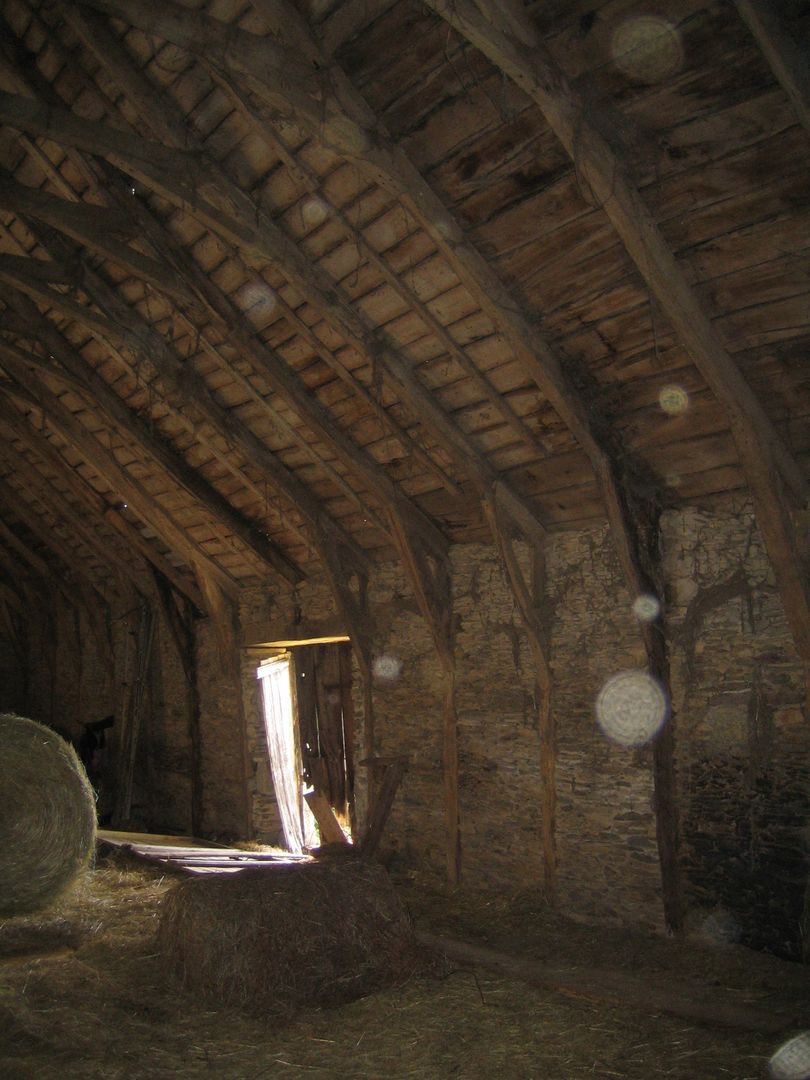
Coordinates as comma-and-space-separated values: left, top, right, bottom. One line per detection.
157, 859, 418, 1012
0, 713, 96, 916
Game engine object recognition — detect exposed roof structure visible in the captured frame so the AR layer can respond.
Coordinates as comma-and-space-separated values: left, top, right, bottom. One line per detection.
0, 0, 807, 667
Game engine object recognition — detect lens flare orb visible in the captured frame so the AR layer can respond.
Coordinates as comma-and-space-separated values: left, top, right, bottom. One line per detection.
373, 654, 403, 685
596, 670, 668, 747
301, 196, 328, 227
769, 1032, 810, 1080
659, 384, 689, 415
632, 594, 661, 622
611, 16, 683, 83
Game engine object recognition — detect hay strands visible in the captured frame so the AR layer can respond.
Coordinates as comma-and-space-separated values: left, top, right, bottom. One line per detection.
416, 933, 796, 1035
0, 713, 96, 916
157, 859, 418, 1013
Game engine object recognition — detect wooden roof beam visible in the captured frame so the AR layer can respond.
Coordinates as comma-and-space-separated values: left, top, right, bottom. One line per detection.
0, 336, 91, 398
65, 3, 657, 570
71, 3, 592, 450
207, 65, 547, 460
735, 0, 810, 137
18, 6, 462, 504
61, 8, 460, 498
0, 471, 119, 610
0, 175, 199, 307
13, 18, 535, 538
0, 273, 321, 569
0, 285, 305, 586
424, 0, 810, 697
28, 10, 462, 534
0, 94, 411, 567
421, 0, 806, 500
0, 424, 148, 595
0, 208, 369, 574
0, 253, 79, 287
1, 213, 388, 650
11, 19, 468, 699
0, 363, 235, 602
0, 388, 206, 611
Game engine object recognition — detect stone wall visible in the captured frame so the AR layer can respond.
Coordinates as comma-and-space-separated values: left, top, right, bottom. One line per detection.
545, 526, 663, 929
228, 502, 806, 946
13, 499, 805, 946
193, 616, 250, 839
663, 501, 808, 957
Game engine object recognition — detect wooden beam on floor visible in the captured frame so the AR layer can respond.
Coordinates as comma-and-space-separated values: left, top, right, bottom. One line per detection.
415, 932, 797, 1034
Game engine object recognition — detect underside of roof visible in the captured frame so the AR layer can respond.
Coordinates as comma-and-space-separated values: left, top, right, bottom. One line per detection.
0, 0, 807, 635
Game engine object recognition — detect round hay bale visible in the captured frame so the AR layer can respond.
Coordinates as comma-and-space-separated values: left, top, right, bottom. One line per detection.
0, 713, 96, 916
158, 860, 417, 1012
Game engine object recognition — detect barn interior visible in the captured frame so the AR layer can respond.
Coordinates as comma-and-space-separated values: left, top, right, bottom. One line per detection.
0, 0, 809, 1076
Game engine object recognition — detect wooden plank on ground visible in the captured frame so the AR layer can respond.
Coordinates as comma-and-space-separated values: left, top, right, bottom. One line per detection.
415, 933, 795, 1035
304, 790, 350, 845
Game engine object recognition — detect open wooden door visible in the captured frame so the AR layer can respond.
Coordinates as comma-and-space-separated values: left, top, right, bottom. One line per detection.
292, 641, 355, 835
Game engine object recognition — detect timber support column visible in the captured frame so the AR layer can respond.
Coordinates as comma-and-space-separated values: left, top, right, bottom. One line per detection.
484, 493, 557, 905
389, 510, 460, 890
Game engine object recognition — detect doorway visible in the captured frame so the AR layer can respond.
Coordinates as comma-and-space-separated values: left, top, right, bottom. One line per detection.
256, 640, 355, 852
256, 653, 316, 854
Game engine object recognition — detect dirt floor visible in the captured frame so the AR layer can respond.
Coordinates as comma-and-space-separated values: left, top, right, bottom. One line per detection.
1, 852, 809, 1079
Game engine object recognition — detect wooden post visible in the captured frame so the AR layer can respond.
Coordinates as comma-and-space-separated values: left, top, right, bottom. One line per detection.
483, 496, 557, 905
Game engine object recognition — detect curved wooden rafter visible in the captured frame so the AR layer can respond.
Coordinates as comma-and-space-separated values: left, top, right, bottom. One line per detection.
422, 0, 810, 709
0, 285, 305, 588
0, 387, 205, 611
60, 0, 695, 907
